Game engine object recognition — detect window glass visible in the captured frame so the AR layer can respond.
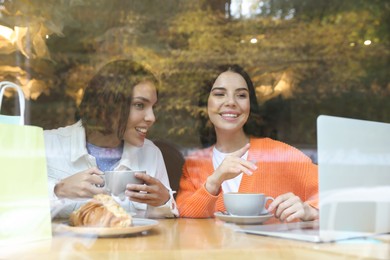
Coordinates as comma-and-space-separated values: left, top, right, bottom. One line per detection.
0, 0, 389, 160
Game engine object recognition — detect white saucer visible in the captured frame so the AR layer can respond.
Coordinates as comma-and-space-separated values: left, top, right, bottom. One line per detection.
214, 212, 273, 225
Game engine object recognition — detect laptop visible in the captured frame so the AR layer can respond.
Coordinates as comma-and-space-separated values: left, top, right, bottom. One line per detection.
237, 115, 390, 242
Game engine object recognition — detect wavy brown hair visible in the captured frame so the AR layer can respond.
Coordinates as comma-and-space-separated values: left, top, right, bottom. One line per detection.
77, 59, 158, 139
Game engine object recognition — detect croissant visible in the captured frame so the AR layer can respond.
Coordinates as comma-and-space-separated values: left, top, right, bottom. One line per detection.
69, 194, 132, 227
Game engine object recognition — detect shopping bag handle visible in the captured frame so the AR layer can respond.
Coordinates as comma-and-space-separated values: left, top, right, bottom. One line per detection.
0, 81, 25, 125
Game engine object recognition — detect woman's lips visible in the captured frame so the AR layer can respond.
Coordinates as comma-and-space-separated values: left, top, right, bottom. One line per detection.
220, 112, 239, 120
135, 127, 147, 136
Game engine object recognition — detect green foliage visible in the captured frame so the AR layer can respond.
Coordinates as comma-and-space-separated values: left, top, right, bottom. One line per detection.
0, 0, 388, 147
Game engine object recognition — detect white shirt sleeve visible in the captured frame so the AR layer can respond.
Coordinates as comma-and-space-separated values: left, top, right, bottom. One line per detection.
145, 143, 179, 218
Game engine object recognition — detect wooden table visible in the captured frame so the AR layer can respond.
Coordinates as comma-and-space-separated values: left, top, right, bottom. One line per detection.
2, 218, 390, 259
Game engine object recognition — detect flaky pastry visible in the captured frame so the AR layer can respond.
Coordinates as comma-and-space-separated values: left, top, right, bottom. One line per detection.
69, 194, 132, 227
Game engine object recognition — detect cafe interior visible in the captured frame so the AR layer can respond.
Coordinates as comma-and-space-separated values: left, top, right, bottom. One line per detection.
0, 0, 389, 259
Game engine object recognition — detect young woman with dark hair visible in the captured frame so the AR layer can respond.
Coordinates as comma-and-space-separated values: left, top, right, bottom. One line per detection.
197, 64, 264, 147
177, 64, 318, 222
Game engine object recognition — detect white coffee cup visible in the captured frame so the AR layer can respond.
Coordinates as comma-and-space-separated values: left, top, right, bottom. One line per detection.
104, 170, 145, 197
223, 192, 274, 216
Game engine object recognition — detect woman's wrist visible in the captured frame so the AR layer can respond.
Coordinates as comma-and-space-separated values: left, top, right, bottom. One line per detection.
205, 174, 221, 195
159, 188, 171, 206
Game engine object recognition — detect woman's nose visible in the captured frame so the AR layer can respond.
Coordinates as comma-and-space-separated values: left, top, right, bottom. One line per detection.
145, 108, 156, 123
224, 94, 236, 106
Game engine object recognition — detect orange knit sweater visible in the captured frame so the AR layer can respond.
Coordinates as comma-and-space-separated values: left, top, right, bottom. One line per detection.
176, 138, 318, 218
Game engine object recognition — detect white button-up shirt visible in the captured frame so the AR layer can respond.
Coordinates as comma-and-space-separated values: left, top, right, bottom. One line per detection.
44, 121, 178, 219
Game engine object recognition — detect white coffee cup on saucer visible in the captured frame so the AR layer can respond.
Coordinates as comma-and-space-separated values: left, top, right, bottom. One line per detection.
223, 192, 274, 216
104, 170, 145, 198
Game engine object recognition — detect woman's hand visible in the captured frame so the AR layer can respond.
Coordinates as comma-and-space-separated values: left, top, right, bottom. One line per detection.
205, 143, 257, 195
267, 192, 319, 222
125, 172, 170, 207
54, 167, 106, 199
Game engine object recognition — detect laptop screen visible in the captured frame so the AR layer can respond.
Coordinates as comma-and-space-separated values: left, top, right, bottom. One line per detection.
317, 115, 390, 235
238, 116, 390, 243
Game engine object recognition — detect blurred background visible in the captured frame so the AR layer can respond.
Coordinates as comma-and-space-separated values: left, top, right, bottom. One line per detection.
0, 0, 389, 161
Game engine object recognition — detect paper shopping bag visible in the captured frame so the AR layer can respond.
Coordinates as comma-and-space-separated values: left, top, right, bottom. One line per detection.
0, 81, 25, 125
0, 82, 51, 246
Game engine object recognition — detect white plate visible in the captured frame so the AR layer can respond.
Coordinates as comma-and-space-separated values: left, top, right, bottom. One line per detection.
53, 218, 159, 237
214, 212, 273, 225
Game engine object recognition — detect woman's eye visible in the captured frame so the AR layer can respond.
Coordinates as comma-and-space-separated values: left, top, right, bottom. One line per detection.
213, 92, 225, 97
133, 103, 144, 109
237, 93, 248, 98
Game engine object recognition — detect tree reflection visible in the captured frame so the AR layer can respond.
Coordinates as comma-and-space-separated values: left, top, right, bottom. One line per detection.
0, 0, 388, 148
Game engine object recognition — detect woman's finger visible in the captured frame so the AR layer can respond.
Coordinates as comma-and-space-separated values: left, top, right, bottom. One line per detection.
268, 192, 293, 212
238, 157, 257, 171
134, 171, 156, 185
85, 167, 104, 176
230, 143, 250, 157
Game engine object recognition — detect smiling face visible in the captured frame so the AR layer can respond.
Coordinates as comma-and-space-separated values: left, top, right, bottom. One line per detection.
207, 70, 250, 135
123, 81, 157, 147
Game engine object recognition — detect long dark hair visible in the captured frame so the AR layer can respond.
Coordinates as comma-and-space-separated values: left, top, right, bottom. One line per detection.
198, 64, 264, 147
77, 59, 158, 139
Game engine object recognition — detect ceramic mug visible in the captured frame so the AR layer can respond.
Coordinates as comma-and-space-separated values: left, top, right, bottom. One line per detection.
104, 170, 145, 197
223, 192, 274, 216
